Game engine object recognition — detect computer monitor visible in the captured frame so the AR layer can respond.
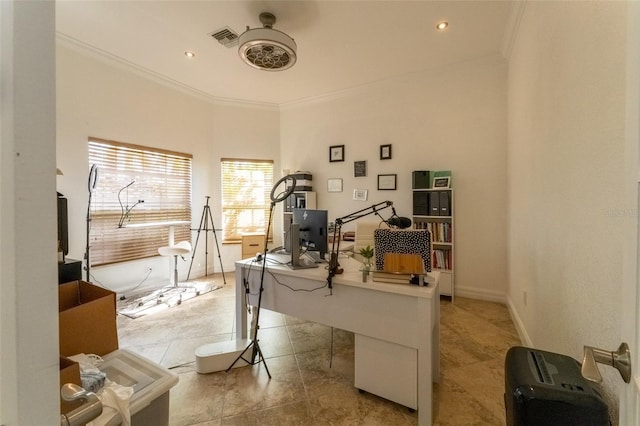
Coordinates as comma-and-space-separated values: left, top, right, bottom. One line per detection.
292, 208, 328, 260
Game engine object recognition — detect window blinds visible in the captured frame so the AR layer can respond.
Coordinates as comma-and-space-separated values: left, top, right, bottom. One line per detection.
221, 158, 274, 243
88, 138, 192, 266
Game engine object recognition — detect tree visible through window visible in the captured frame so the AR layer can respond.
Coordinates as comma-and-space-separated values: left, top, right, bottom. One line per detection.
221, 158, 274, 243
88, 138, 192, 266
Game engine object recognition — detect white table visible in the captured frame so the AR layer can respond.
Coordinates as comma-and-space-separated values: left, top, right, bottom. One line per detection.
235, 256, 440, 425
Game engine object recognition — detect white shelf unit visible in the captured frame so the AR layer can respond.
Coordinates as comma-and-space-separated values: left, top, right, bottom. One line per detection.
283, 191, 317, 241
412, 188, 454, 299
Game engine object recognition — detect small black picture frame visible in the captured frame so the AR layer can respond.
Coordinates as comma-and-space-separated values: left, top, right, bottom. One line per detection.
354, 160, 367, 177
330, 145, 345, 162
380, 144, 392, 160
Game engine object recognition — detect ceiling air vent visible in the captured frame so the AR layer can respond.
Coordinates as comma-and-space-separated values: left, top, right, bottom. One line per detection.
210, 26, 239, 47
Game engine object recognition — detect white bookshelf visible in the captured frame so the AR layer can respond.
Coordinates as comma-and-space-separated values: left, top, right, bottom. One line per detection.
412, 188, 454, 299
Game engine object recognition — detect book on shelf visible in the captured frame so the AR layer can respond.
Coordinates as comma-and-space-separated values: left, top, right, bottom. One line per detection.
414, 222, 452, 243
432, 249, 452, 270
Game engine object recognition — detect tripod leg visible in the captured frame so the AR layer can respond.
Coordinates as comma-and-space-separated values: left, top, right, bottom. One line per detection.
226, 340, 255, 372
253, 340, 271, 378
206, 206, 227, 284
225, 337, 271, 378
187, 203, 208, 280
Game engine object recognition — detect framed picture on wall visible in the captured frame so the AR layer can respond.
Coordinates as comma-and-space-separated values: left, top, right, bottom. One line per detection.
353, 189, 368, 201
329, 145, 345, 162
433, 176, 451, 188
377, 174, 397, 190
380, 144, 392, 160
327, 178, 343, 193
354, 161, 367, 177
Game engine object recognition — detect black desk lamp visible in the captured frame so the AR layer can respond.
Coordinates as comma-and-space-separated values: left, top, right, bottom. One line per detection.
326, 200, 395, 293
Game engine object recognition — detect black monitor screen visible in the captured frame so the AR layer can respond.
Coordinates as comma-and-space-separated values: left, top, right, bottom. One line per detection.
292, 209, 328, 260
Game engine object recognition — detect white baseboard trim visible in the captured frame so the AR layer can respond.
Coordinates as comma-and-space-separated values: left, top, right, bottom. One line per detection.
454, 285, 507, 304
505, 294, 533, 347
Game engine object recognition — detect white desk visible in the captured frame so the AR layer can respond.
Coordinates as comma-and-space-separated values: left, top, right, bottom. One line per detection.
235, 257, 440, 426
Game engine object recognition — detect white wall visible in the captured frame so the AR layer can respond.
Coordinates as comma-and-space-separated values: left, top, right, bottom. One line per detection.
280, 56, 508, 301
507, 1, 628, 419
56, 44, 281, 294
1, 1, 59, 423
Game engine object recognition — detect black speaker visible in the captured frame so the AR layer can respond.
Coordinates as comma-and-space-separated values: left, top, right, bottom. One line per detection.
412, 170, 430, 189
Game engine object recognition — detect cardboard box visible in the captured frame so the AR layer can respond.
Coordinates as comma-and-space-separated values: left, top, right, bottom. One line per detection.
60, 357, 82, 414
59, 280, 118, 357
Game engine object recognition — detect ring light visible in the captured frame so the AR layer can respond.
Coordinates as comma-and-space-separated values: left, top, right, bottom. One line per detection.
270, 175, 296, 203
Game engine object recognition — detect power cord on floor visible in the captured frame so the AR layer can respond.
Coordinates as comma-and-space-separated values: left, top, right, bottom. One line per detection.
167, 360, 195, 370
87, 268, 153, 299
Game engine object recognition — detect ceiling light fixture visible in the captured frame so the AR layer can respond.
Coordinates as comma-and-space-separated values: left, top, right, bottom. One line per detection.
184, 51, 196, 58
436, 21, 449, 31
238, 12, 297, 71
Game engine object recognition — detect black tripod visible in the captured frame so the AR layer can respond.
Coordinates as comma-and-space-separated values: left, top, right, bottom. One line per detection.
187, 196, 226, 284
226, 175, 296, 377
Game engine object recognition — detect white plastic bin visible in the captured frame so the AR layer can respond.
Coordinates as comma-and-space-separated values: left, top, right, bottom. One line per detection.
97, 349, 179, 426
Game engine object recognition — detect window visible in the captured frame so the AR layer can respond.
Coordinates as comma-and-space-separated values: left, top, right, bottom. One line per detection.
88, 138, 192, 266
221, 158, 274, 243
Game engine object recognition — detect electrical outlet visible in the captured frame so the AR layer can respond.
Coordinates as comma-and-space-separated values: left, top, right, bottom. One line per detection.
523, 291, 527, 307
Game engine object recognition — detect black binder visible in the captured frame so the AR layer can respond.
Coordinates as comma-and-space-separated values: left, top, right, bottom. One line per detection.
413, 192, 429, 215
439, 191, 450, 216
429, 192, 440, 216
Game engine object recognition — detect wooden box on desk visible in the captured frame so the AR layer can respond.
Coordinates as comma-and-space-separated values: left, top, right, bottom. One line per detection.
58, 280, 119, 357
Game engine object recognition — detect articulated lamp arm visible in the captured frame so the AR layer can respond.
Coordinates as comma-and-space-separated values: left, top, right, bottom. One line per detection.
326, 200, 393, 292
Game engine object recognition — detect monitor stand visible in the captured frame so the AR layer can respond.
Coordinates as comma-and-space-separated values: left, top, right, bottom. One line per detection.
290, 256, 318, 270
305, 250, 326, 264
288, 224, 318, 270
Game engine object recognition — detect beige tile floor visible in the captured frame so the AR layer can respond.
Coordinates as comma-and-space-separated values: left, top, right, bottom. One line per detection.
117, 274, 521, 425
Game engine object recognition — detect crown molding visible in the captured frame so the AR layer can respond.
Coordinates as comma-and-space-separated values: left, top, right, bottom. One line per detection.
57, 31, 509, 113
56, 32, 279, 111
280, 53, 507, 111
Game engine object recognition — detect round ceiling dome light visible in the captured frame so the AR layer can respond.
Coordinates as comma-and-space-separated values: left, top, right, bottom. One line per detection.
238, 12, 297, 71
436, 21, 449, 30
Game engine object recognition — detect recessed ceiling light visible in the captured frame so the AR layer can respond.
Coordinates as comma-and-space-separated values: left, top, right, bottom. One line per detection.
436, 21, 448, 31
184, 51, 196, 58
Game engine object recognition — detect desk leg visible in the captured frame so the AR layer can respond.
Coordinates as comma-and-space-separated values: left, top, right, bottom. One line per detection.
433, 293, 440, 381
235, 267, 248, 340
417, 296, 435, 426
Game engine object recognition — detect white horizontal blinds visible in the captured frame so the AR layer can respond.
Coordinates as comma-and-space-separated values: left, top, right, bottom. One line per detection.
88, 138, 192, 266
221, 158, 274, 243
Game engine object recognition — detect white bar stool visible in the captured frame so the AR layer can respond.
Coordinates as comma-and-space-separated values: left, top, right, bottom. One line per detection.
157, 241, 198, 303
